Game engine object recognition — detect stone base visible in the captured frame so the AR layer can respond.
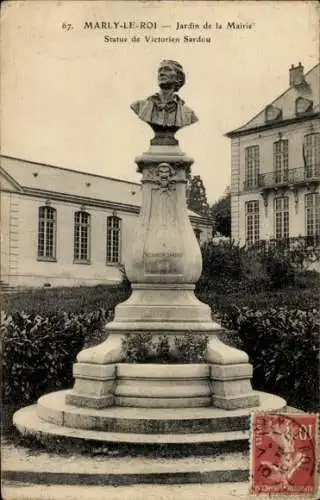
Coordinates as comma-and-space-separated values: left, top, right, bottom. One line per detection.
65, 362, 116, 409
68, 332, 258, 410
212, 394, 260, 411
110, 285, 214, 329
14, 390, 286, 447
67, 360, 258, 410
6, 409, 309, 489
65, 393, 114, 409
209, 357, 260, 410
115, 363, 212, 408
115, 396, 211, 408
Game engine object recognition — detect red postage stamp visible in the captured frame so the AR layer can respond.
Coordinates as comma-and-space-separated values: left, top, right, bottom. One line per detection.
250, 413, 318, 496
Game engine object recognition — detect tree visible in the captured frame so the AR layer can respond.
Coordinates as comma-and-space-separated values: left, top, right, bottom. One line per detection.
210, 189, 231, 237
186, 175, 209, 216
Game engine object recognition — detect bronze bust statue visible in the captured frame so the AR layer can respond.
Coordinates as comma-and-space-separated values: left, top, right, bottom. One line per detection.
131, 60, 198, 144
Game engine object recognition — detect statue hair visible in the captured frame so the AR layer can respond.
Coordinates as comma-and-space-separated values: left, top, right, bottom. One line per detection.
160, 60, 186, 91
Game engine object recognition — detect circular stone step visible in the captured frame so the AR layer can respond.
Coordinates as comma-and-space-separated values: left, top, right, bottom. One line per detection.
14, 406, 250, 445
3, 438, 250, 485
14, 390, 286, 446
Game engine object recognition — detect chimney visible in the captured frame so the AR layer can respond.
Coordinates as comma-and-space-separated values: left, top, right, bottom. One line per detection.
289, 62, 305, 87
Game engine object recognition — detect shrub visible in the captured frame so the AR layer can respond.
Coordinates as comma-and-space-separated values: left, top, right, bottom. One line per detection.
197, 241, 243, 296
197, 240, 317, 295
199, 240, 242, 282
226, 306, 320, 411
1, 284, 132, 409
1, 309, 107, 406
257, 245, 295, 289
174, 332, 209, 363
121, 332, 155, 363
240, 254, 271, 292
122, 333, 209, 364
154, 335, 171, 363
293, 270, 320, 289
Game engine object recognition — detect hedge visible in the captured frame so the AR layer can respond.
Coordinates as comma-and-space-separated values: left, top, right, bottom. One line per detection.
1, 309, 108, 406
1, 284, 131, 408
2, 278, 319, 415
225, 306, 320, 412
197, 240, 319, 295
2, 305, 319, 413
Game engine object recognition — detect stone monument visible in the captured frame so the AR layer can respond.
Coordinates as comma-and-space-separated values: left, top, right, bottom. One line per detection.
66, 59, 258, 410
14, 61, 286, 447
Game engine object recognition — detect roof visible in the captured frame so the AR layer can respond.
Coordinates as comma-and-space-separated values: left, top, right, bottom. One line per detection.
0, 155, 210, 224
0, 155, 142, 206
226, 63, 320, 138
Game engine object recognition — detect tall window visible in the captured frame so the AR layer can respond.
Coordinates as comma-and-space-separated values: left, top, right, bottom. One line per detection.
106, 216, 121, 263
274, 197, 289, 239
245, 200, 260, 245
38, 206, 56, 260
303, 133, 320, 178
245, 146, 260, 188
273, 139, 289, 183
305, 193, 320, 237
74, 211, 90, 262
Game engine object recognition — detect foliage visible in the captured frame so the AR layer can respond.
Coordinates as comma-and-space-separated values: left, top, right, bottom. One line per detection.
210, 190, 231, 237
196, 240, 314, 295
1, 284, 132, 409
293, 269, 320, 289
248, 237, 320, 271
186, 174, 209, 216
121, 332, 155, 363
225, 306, 320, 411
197, 240, 242, 294
239, 253, 271, 292
1, 309, 108, 405
2, 256, 319, 418
155, 334, 171, 363
122, 333, 209, 364
174, 332, 209, 363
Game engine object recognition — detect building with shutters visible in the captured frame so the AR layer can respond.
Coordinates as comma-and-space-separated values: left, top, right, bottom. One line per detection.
0, 155, 213, 288
226, 63, 319, 248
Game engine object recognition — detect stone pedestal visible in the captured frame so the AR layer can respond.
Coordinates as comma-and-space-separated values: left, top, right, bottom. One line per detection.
66, 143, 259, 411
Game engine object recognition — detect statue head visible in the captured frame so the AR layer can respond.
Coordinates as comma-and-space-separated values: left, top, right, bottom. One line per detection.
158, 60, 186, 92
131, 60, 197, 145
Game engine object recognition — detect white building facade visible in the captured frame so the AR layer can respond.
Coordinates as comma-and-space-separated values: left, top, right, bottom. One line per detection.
0, 156, 212, 288
227, 63, 319, 247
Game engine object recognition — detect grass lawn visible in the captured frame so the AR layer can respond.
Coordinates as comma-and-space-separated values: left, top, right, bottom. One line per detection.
1, 283, 131, 315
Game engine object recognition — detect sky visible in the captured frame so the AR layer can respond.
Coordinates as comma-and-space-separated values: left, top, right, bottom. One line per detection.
1, 1, 318, 203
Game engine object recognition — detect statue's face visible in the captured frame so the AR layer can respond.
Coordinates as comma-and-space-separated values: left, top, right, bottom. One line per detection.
158, 63, 177, 87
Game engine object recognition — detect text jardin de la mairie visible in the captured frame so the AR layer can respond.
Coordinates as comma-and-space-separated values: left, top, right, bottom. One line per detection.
83, 20, 254, 44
